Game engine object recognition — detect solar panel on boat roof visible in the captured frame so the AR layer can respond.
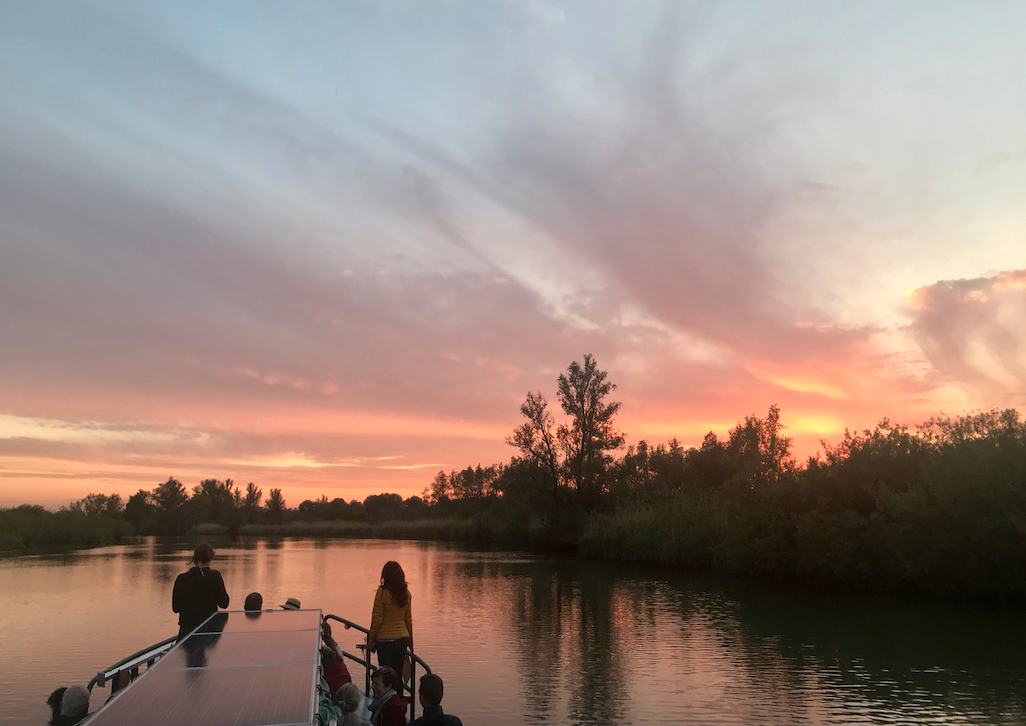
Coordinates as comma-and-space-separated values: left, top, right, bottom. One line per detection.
85, 664, 315, 726
152, 630, 318, 671
197, 609, 322, 634
86, 610, 321, 726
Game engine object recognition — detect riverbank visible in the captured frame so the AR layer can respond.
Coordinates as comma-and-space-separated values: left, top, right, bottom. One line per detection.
235, 518, 481, 540
0, 505, 134, 553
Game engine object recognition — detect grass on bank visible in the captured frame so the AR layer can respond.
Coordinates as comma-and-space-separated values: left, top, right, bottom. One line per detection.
234, 517, 484, 540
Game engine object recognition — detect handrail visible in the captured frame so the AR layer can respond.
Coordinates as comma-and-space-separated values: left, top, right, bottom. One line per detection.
323, 613, 430, 722
87, 635, 177, 692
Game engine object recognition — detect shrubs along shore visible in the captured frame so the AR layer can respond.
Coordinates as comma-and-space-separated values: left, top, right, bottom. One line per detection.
0, 505, 133, 552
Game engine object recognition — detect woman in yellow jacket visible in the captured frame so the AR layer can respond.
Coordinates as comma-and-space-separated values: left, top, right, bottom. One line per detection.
368, 560, 413, 687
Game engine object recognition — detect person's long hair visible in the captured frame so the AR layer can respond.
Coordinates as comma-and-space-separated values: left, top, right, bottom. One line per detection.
380, 561, 408, 607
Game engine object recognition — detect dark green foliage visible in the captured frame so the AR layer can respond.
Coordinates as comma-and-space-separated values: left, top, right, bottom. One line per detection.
264, 488, 286, 522
0, 504, 133, 552
508, 354, 624, 515
581, 409, 1026, 600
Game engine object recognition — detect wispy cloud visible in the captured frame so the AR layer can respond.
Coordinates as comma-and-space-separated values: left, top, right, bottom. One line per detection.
1, 2, 1023, 504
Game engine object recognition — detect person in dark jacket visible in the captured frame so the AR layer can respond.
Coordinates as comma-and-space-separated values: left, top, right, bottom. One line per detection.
410, 674, 462, 726
368, 667, 407, 726
172, 542, 229, 637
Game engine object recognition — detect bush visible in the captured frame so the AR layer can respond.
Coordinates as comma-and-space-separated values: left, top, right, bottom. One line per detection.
0, 505, 134, 552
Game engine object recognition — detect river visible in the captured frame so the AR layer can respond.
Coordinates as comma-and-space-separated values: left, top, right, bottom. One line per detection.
1, 537, 1024, 725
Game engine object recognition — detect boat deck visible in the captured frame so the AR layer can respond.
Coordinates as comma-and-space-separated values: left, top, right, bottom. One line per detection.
85, 609, 323, 726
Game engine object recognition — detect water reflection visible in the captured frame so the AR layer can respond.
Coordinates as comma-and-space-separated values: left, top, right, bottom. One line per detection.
181, 613, 226, 670
442, 555, 1026, 724
3, 539, 1025, 726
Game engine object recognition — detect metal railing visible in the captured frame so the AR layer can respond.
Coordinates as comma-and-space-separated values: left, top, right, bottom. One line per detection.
322, 613, 431, 722
87, 635, 177, 696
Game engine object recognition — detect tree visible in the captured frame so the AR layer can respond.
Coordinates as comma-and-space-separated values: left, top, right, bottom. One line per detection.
243, 482, 263, 523
726, 404, 794, 485
152, 477, 189, 534
557, 354, 624, 507
508, 391, 564, 510
190, 479, 238, 524
124, 489, 155, 530
508, 354, 624, 511
427, 470, 451, 504
71, 493, 124, 518
265, 488, 286, 523
363, 493, 404, 523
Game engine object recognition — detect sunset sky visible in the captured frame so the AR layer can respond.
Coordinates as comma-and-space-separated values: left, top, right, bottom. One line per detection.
2, 1, 1025, 507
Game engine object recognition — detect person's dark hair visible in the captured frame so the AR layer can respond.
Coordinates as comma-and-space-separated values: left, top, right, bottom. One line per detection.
380, 561, 408, 607
192, 542, 214, 565
373, 666, 398, 690
47, 687, 67, 723
244, 592, 263, 611
419, 673, 443, 706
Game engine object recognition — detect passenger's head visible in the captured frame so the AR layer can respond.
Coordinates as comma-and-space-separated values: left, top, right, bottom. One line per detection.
419, 673, 444, 708
371, 667, 398, 698
192, 542, 214, 566
380, 561, 408, 607
281, 597, 301, 610
47, 687, 67, 721
60, 685, 90, 719
334, 682, 362, 713
244, 592, 263, 611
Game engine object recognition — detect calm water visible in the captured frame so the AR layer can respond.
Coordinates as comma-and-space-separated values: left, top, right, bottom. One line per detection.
2, 538, 1025, 725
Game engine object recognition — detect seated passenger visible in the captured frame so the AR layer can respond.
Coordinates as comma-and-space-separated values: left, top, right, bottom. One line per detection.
46, 687, 67, 726
281, 597, 302, 610
244, 592, 264, 611
334, 682, 371, 726
368, 667, 407, 726
411, 674, 462, 726
316, 676, 343, 726
321, 621, 353, 695
55, 684, 89, 726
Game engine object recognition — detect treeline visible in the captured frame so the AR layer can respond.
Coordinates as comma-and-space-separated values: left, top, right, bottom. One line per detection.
97, 480, 464, 536
435, 356, 1026, 601
8, 354, 1026, 602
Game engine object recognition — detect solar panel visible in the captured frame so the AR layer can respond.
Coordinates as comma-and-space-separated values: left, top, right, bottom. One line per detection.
152, 631, 319, 671
86, 610, 322, 726
196, 609, 322, 634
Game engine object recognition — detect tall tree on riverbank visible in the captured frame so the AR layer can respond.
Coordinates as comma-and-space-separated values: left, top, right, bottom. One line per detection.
153, 477, 189, 534
557, 354, 624, 508
242, 482, 263, 523
265, 488, 286, 523
508, 354, 624, 511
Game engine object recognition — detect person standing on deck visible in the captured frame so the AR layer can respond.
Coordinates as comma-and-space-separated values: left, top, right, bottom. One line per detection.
172, 543, 229, 637
367, 561, 413, 690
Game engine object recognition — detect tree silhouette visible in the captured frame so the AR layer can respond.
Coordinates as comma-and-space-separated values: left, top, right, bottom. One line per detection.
152, 477, 189, 534
509, 355, 623, 512
556, 354, 624, 508
265, 488, 286, 522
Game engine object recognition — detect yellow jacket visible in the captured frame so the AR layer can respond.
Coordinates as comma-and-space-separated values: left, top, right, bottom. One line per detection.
368, 586, 412, 644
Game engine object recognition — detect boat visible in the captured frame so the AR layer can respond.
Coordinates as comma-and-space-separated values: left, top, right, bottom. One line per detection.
80, 609, 432, 725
